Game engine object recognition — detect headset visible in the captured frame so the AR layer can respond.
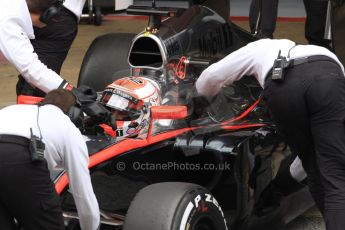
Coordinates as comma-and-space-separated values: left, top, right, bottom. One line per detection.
39, 0, 65, 24
66, 105, 83, 127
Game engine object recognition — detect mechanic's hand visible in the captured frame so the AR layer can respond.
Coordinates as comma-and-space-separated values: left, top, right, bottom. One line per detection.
76, 85, 98, 101
187, 95, 211, 119
72, 86, 116, 130
186, 88, 212, 120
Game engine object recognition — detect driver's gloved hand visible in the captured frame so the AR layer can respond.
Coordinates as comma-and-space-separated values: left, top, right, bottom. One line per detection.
76, 85, 98, 101
86, 111, 117, 131
58, 81, 116, 130
71, 86, 114, 129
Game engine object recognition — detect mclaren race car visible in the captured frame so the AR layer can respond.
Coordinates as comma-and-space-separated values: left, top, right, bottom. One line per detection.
19, 0, 345, 229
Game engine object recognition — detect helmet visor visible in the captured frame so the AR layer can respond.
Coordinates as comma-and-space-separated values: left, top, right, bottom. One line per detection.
104, 93, 131, 111
101, 91, 141, 121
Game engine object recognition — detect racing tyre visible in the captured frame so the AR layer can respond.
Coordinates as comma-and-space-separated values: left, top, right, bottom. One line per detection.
123, 182, 228, 230
78, 33, 136, 91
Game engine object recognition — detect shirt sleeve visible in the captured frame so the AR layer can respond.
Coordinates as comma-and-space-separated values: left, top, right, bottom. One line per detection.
63, 0, 87, 19
62, 124, 100, 230
195, 43, 257, 97
0, 17, 64, 93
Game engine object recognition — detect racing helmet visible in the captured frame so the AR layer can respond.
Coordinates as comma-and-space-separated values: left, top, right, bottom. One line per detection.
100, 77, 161, 138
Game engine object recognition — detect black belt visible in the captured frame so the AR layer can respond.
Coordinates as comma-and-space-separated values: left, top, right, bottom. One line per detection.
265, 55, 341, 86
288, 55, 340, 68
0, 135, 29, 146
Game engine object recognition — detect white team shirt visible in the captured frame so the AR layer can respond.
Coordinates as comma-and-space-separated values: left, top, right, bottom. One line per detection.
64, 0, 87, 19
0, 0, 64, 93
196, 39, 345, 97
0, 104, 100, 230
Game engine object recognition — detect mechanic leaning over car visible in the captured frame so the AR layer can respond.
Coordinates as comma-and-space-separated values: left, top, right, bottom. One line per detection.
16, 0, 87, 97
193, 38, 345, 230
0, 89, 100, 230
0, 0, 110, 120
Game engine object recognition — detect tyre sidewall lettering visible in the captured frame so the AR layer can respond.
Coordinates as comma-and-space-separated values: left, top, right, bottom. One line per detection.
178, 192, 228, 230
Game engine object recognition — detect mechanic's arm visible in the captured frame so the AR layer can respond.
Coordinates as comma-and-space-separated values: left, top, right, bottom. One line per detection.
0, 18, 64, 93
195, 43, 257, 97
63, 124, 100, 230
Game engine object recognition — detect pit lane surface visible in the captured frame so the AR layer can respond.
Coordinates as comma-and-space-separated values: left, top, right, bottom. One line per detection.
287, 212, 325, 230
0, 17, 324, 230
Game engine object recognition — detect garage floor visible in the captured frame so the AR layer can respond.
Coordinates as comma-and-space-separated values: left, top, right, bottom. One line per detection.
0, 5, 323, 229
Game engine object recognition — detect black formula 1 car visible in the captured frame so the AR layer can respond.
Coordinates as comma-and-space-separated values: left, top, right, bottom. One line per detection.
20, 0, 345, 229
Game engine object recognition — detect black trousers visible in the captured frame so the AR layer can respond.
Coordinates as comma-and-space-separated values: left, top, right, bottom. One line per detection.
16, 6, 78, 97
0, 141, 65, 230
263, 56, 345, 230
303, 0, 331, 49
249, 0, 279, 38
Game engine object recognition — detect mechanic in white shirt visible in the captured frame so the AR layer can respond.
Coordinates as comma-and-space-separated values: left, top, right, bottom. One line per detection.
0, 89, 100, 230
195, 39, 345, 230
64, 0, 87, 20
16, 0, 87, 96
0, 0, 112, 124
0, 0, 68, 93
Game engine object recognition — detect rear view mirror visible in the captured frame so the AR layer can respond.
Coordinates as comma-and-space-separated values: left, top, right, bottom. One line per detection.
150, 106, 188, 119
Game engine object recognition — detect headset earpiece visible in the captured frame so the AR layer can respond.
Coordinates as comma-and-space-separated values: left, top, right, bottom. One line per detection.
39, 0, 64, 24
66, 106, 83, 127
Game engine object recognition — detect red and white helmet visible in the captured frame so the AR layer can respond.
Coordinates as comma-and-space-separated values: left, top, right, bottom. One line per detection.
100, 76, 161, 138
